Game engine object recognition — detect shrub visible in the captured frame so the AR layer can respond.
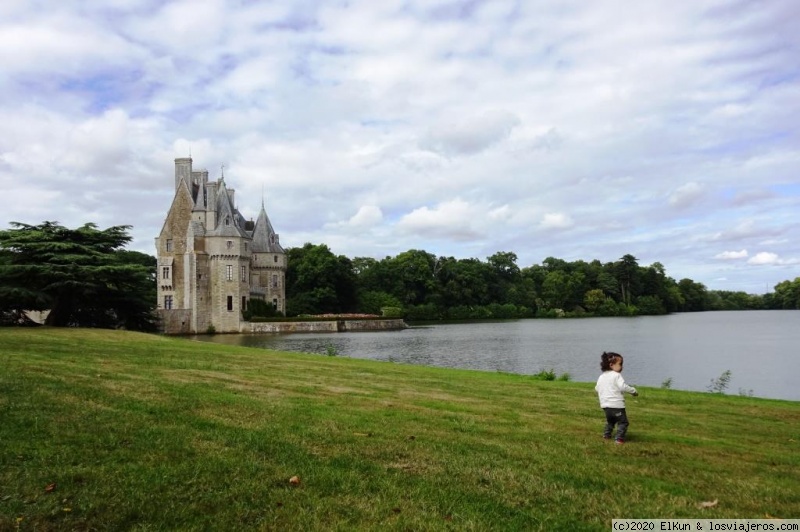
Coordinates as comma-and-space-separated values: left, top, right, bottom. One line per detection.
533, 369, 557, 381
707, 370, 732, 393
380, 306, 404, 318
243, 299, 279, 320
324, 343, 340, 357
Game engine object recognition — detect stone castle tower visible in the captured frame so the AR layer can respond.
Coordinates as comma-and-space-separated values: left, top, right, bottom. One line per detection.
155, 157, 286, 333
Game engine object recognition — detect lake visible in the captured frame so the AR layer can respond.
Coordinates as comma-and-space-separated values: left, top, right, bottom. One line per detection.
192, 310, 800, 402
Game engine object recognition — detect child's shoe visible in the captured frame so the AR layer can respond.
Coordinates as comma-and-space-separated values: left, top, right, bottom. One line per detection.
615, 439, 624, 445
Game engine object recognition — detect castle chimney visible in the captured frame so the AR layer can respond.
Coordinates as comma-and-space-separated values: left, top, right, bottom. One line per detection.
174, 157, 193, 191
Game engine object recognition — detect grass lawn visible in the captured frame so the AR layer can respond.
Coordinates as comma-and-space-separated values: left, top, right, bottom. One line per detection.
1, 327, 798, 531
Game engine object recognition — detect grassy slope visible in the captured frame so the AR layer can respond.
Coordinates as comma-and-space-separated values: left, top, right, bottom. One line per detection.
0, 328, 798, 531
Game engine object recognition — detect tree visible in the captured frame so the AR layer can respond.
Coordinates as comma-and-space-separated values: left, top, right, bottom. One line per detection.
0, 221, 157, 330
583, 289, 606, 313
677, 278, 708, 311
615, 254, 640, 306
773, 278, 800, 310
385, 250, 438, 306
285, 243, 358, 315
487, 251, 521, 303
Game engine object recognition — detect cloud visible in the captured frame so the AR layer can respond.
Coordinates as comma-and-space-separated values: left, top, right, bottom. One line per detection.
325, 205, 384, 230
668, 182, 706, 209
397, 198, 482, 240
540, 213, 574, 230
747, 252, 780, 265
714, 250, 748, 260
420, 110, 520, 156
745, 252, 798, 266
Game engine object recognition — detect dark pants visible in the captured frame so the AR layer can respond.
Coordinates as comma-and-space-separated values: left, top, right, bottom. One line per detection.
602, 408, 629, 441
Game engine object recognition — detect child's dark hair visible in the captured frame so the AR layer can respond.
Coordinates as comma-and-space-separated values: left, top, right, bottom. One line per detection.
600, 351, 623, 371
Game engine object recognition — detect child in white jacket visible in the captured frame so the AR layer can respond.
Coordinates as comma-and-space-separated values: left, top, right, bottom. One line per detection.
595, 351, 638, 444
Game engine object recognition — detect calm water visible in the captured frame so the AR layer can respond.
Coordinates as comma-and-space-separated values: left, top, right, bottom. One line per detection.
192, 311, 800, 402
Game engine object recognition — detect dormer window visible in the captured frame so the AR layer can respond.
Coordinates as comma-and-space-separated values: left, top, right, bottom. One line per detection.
225, 216, 231, 226
226, 240, 233, 250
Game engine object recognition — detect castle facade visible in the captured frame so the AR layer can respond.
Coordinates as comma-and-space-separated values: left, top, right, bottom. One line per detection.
155, 158, 286, 334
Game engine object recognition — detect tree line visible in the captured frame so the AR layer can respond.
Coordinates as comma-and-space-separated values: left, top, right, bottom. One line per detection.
1, 222, 798, 331
287, 243, 800, 320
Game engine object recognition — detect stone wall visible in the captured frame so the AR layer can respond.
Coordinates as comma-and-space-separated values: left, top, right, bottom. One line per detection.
158, 309, 193, 334
246, 319, 407, 333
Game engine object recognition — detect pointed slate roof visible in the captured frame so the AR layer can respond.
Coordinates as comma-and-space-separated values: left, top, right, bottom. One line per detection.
251, 201, 285, 253
192, 177, 206, 211
207, 179, 249, 238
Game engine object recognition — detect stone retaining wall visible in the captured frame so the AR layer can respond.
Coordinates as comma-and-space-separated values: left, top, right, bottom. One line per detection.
246, 318, 407, 333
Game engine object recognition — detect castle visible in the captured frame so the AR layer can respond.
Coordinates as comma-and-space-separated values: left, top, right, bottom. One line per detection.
155, 158, 286, 334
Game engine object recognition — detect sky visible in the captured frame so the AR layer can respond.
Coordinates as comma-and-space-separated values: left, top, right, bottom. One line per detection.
2, 0, 799, 294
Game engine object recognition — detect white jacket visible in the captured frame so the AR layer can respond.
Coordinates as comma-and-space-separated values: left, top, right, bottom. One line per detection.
595, 371, 637, 408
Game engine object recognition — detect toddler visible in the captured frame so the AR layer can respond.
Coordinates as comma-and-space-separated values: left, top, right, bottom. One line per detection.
595, 351, 638, 444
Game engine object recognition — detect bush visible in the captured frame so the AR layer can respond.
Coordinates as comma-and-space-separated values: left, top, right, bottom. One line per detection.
636, 295, 667, 315
358, 291, 403, 315
381, 306, 404, 318
405, 303, 442, 321
243, 299, 279, 320
707, 370, 732, 393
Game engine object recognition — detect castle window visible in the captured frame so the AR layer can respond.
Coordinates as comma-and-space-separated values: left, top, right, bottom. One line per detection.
225, 216, 231, 226
226, 240, 233, 249
241, 265, 246, 280
226, 265, 233, 281
164, 295, 173, 310
274, 255, 278, 263
242, 296, 247, 311
166, 239, 173, 252
227, 296, 233, 311
162, 267, 170, 280
273, 298, 278, 309
272, 274, 278, 288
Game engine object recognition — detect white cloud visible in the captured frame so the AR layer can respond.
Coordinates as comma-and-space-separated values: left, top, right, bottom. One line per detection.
397, 198, 481, 240
540, 213, 574, 230
420, 110, 521, 156
714, 250, 748, 260
325, 205, 384, 230
748, 252, 780, 265
668, 182, 706, 209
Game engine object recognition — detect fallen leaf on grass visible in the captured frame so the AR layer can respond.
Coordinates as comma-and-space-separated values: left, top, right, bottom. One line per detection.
289, 476, 300, 486
45, 483, 56, 493
697, 499, 718, 509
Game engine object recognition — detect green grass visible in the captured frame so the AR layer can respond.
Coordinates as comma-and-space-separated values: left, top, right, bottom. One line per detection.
1, 328, 798, 531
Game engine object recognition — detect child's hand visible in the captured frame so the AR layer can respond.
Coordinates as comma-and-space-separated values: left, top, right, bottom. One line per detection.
632, 391, 639, 397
